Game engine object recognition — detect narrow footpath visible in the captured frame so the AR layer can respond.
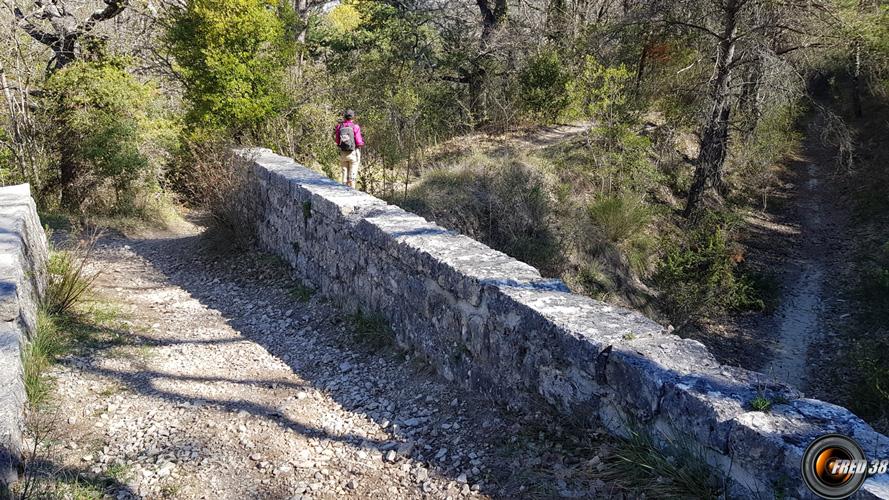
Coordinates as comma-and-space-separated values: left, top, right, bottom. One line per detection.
26, 224, 620, 499
754, 129, 853, 392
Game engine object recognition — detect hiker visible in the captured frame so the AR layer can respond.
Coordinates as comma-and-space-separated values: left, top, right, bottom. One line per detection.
333, 109, 364, 188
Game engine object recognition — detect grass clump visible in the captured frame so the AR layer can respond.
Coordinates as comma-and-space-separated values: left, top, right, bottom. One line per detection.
749, 395, 772, 412
23, 234, 100, 406
22, 310, 66, 406
289, 283, 314, 302
43, 237, 100, 316
843, 240, 889, 427
349, 310, 393, 350
400, 154, 562, 274
586, 194, 652, 244
601, 428, 723, 498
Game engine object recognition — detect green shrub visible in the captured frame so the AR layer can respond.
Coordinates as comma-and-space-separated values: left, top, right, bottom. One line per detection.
586, 194, 652, 243
519, 49, 573, 123
164, 0, 294, 134
41, 58, 174, 213
655, 212, 764, 323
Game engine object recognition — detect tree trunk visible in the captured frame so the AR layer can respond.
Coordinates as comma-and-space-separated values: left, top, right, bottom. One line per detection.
295, 0, 309, 73
634, 36, 650, 94
684, 0, 739, 217
547, 0, 567, 43
851, 39, 863, 118
472, 0, 507, 127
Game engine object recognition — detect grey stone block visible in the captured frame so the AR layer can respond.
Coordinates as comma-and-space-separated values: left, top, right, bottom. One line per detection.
0, 184, 47, 493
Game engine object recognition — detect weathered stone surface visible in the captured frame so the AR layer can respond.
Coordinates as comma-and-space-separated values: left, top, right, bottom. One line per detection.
0, 184, 48, 493
235, 148, 889, 499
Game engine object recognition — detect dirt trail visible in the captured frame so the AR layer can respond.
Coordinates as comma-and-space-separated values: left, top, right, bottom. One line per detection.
26, 224, 621, 499
757, 134, 851, 392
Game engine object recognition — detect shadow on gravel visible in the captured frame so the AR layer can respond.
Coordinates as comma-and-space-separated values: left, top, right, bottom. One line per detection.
75, 358, 389, 450
82, 230, 816, 498
110, 232, 621, 498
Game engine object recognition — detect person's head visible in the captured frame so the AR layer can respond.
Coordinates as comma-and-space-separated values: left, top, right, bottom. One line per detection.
343, 109, 355, 120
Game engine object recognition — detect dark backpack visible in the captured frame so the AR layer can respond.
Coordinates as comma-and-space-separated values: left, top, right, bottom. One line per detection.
338, 125, 356, 152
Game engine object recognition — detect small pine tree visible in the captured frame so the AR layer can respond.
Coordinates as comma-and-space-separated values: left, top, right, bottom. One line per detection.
164, 0, 295, 136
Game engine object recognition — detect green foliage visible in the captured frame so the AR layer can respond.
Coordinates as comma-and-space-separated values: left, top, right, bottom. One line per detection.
843, 240, 889, 424
43, 242, 100, 316
574, 57, 635, 128
731, 104, 802, 203
22, 310, 65, 406
655, 212, 764, 323
42, 59, 172, 213
350, 309, 393, 350
750, 395, 773, 412
519, 49, 573, 123
586, 194, 652, 243
548, 126, 657, 196
165, 0, 294, 134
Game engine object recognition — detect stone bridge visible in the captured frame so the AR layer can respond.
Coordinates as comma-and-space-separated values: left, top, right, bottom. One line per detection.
1, 150, 888, 498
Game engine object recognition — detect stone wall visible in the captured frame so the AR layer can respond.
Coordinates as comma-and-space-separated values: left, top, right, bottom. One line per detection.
0, 184, 48, 492
236, 148, 889, 499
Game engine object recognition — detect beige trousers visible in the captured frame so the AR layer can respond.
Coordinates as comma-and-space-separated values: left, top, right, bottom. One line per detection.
339, 149, 361, 186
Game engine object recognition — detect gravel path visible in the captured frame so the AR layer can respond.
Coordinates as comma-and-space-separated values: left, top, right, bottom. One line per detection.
761, 161, 834, 390
28, 224, 616, 499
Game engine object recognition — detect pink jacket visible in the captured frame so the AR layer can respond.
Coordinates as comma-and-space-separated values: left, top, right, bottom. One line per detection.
334, 120, 365, 148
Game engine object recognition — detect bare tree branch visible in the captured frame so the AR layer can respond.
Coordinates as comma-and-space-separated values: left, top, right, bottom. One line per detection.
81, 0, 130, 34
13, 7, 61, 47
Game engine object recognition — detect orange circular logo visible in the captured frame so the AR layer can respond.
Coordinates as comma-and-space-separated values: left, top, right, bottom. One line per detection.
802, 434, 868, 499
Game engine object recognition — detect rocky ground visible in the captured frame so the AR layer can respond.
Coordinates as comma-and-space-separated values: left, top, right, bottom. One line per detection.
19, 223, 632, 499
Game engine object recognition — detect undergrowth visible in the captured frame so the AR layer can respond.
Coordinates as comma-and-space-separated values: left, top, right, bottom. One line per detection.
349, 309, 393, 350
845, 239, 889, 427
43, 235, 101, 316
600, 428, 723, 498
289, 283, 315, 303
655, 211, 771, 325
22, 311, 65, 407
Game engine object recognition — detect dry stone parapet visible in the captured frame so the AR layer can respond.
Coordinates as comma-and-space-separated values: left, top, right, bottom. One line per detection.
0, 184, 48, 493
236, 148, 889, 499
